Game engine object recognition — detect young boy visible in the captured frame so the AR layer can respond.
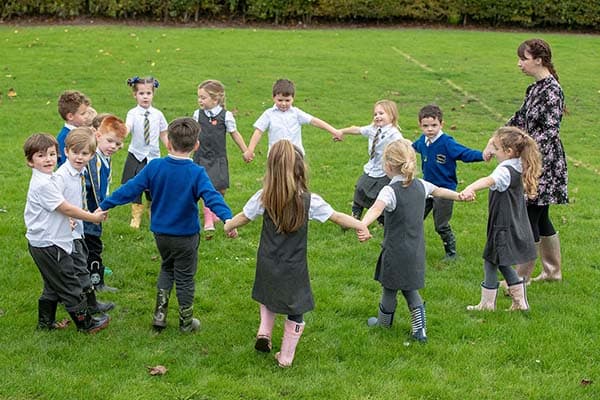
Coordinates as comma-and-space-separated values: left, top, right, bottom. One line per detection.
54, 127, 115, 316
24, 133, 109, 333
83, 115, 128, 293
56, 90, 91, 167
99, 117, 234, 333
243, 78, 342, 161
412, 104, 490, 260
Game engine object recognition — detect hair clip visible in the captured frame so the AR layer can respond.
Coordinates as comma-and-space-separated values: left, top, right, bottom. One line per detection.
153, 79, 160, 88
127, 76, 140, 86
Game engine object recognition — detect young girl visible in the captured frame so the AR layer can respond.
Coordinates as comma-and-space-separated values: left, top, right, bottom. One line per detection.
359, 139, 467, 342
340, 100, 404, 222
122, 76, 168, 229
224, 140, 369, 367
192, 79, 249, 238
460, 126, 541, 312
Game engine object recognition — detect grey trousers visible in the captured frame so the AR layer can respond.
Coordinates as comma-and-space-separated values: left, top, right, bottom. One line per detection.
154, 233, 200, 308
424, 197, 455, 244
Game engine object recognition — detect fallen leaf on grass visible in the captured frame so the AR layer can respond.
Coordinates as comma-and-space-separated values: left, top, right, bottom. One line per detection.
147, 365, 167, 376
151, 255, 159, 261
7, 88, 17, 98
580, 378, 593, 386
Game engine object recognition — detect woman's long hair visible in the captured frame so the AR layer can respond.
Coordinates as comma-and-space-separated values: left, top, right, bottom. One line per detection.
261, 140, 308, 233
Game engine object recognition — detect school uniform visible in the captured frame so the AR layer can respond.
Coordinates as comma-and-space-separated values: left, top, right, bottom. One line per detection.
242, 190, 334, 315
56, 123, 75, 167
484, 159, 537, 266
192, 106, 237, 190
253, 105, 313, 155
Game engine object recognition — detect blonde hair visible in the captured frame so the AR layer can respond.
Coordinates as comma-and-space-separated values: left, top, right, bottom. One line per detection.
375, 100, 400, 128
261, 140, 308, 234
198, 79, 226, 107
494, 126, 542, 199
65, 127, 97, 154
382, 139, 417, 186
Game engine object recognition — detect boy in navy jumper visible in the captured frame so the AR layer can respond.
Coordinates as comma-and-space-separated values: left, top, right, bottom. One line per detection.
99, 117, 234, 333
412, 104, 490, 260
56, 90, 92, 167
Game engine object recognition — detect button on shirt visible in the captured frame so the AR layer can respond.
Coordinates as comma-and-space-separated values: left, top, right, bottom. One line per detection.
126, 105, 168, 162
25, 169, 73, 253
54, 161, 86, 239
192, 105, 237, 132
253, 105, 313, 155
360, 124, 404, 178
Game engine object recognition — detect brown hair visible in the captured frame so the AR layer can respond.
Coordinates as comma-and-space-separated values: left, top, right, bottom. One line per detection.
198, 79, 226, 107
418, 104, 443, 123
272, 79, 295, 97
58, 90, 90, 121
517, 38, 560, 83
382, 139, 417, 186
98, 115, 128, 140
23, 133, 58, 163
167, 117, 200, 153
261, 140, 308, 233
493, 126, 542, 199
375, 100, 400, 128
65, 127, 97, 154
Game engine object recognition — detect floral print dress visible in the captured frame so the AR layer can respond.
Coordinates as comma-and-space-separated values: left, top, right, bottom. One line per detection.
507, 76, 568, 205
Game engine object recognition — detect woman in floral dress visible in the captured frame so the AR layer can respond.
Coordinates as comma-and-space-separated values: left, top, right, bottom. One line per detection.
506, 38, 567, 283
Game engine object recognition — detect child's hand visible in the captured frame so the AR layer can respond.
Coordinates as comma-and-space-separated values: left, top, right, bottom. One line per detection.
243, 150, 255, 163
69, 217, 76, 231
92, 208, 108, 223
226, 228, 239, 239
332, 130, 344, 142
356, 224, 372, 242
458, 189, 476, 202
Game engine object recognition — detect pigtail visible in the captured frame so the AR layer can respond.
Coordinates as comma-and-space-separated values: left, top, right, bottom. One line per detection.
519, 135, 542, 199
127, 76, 160, 91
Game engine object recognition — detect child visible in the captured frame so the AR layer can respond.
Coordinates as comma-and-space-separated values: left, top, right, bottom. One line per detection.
192, 79, 249, 237
359, 139, 468, 342
460, 126, 541, 312
83, 115, 128, 293
412, 104, 490, 261
99, 117, 234, 333
122, 76, 168, 229
54, 127, 115, 316
224, 140, 369, 368
56, 90, 91, 167
243, 78, 342, 161
23, 133, 109, 333
339, 99, 404, 222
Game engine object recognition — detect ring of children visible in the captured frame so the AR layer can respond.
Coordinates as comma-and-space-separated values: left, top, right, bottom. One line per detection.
0, 24, 598, 399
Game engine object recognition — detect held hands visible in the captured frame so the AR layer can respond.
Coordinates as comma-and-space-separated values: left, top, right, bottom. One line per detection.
92, 208, 108, 223
458, 188, 476, 202
356, 223, 372, 242
331, 129, 344, 142
223, 219, 238, 238
242, 150, 255, 163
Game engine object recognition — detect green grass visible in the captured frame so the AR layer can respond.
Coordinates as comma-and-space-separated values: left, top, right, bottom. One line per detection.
0, 25, 599, 399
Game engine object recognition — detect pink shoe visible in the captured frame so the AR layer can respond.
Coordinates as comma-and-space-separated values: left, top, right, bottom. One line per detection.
255, 304, 276, 352
275, 319, 305, 367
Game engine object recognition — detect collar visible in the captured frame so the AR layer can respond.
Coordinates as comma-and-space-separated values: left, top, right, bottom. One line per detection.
63, 161, 84, 177
204, 105, 223, 116
389, 175, 408, 184
426, 131, 444, 144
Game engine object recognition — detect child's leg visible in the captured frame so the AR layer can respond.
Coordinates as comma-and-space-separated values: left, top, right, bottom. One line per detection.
255, 304, 276, 352
500, 265, 530, 311
367, 287, 397, 327
433, 198, 456, 259
86, 234, 118, 293
276, 313, 305, 368
467, 260, 499, 311
401, 290, 427, 342
38, 285, 70, 330
73, 239, 114, 314
122, 153, 146, 228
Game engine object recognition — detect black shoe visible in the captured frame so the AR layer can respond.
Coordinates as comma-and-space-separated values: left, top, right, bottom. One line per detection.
96, 283, 119, 293
89, 301, 115, 314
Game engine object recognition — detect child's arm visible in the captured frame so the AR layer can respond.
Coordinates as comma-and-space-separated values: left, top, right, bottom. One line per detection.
431, 187, 462, 201
329, 211, 371, 241
230, 130, 249, 158
224, 212, 251, 233
244, 128, 262, 162
311, 117, 343, 141
56, 200, 107, 224
339, 126, 361, 137
459, 176, 495, 201
159, 130, 169, 148
361, 200, 386, 228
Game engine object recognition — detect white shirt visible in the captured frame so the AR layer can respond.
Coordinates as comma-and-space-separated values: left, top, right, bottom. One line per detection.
24, 169, 73, 253
490, 158, 522, 193
360, 124, 403, 178
253, 105, 313, 154
377, 175, 437, 212
242, 189, 334, 222
54, 161, 86, 239
126, 105, 168, 162
193, 106, 237, 133
426, 131, 443, 145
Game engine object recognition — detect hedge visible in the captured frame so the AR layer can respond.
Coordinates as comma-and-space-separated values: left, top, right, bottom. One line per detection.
1, 0, 599, 29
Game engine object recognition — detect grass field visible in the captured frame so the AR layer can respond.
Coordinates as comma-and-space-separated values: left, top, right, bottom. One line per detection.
0, 25, 599, 399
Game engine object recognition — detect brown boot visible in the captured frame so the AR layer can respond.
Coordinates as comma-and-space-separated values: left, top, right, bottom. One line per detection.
507, 281, 529, 311
532, 233, 562, 282
130, 203, 144, 229
275, 319, 305, 368
467, 284, 498, 311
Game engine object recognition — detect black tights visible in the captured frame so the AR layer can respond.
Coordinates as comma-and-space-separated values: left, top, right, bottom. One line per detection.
526, 204, 556, 242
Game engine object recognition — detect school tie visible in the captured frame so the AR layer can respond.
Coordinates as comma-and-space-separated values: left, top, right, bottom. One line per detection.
80, 172, 88, 211
426, 138, 432, 147
208, 110, 216, 126
370, 128, 382, 159
143, 110, 150, 145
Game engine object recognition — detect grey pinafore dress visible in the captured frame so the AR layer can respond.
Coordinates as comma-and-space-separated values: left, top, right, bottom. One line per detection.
193, 109, 229, 190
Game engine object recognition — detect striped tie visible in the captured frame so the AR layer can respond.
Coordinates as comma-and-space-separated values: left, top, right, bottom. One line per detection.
370, 128, 382, 159
143, 110, 150, 145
